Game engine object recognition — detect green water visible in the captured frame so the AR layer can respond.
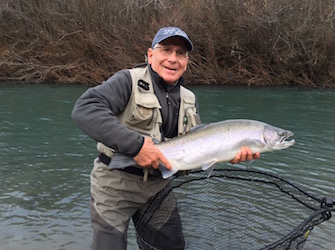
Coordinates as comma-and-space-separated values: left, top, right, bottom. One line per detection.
0, 83, 334, 249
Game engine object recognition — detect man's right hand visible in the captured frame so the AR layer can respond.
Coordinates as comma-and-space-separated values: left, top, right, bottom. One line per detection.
133, 137, 172, 170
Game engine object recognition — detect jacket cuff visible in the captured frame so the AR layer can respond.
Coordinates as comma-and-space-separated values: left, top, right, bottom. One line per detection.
132, 136, 145, 157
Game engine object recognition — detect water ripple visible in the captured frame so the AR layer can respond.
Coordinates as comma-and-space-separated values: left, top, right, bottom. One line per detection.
1, 84, 334, 249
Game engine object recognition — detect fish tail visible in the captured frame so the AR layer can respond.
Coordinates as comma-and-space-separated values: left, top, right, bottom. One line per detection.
159, 164, 178, 179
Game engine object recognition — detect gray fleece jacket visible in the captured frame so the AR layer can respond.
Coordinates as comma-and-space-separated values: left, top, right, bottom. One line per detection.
71, 64, 199, 157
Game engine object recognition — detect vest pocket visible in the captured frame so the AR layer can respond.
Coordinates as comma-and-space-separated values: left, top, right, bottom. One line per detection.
178, 88, 201, 135
126, 93, 161, 130
183, 106, 197, 132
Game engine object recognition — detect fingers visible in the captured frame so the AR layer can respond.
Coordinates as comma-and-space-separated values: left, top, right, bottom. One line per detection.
158, 152, 173, 170
244, 147, 253, 161
230, 146, 260, 164
230, 151, 241, 164
133, 137, 172, 170
253, 152, 261, 160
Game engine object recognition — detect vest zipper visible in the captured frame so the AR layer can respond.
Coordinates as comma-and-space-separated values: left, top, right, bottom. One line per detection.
166, 92, 170, 105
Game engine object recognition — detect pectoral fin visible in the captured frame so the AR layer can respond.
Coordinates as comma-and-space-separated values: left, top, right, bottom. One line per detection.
202, 161, 217, 178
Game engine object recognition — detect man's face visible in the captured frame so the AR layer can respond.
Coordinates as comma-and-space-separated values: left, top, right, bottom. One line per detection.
147, 37, 189, 85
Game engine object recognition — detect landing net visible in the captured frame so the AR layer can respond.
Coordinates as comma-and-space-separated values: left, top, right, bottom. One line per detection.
135, 169, 334, 250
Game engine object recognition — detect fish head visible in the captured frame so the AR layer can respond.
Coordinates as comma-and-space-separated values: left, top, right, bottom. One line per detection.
263, 126, 295, 150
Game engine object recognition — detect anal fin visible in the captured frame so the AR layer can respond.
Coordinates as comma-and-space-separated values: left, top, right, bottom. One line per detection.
201, 161, 217, 178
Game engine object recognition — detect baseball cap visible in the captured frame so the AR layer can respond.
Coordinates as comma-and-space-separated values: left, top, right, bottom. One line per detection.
151, 27, 194, 52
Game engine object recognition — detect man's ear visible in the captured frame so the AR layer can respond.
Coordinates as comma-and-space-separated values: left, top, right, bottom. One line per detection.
147, 48, 153, 64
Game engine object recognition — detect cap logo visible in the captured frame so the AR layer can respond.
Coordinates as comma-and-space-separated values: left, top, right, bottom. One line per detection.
163, 28, 186, 37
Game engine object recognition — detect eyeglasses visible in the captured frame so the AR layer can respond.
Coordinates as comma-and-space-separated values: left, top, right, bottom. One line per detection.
153, 45, 189, 59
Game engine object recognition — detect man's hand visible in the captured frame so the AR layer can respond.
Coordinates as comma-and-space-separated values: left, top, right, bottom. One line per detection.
230, 146, 260, 164
133, 137, 172, 170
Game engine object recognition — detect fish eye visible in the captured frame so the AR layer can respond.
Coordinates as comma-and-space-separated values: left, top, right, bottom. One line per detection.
278, 131, 286, 137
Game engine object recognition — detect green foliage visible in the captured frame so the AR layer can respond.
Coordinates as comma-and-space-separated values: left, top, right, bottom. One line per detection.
0, 0, 334, 86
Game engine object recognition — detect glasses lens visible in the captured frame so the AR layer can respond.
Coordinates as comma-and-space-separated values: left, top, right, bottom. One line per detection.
155, 46, 188, 59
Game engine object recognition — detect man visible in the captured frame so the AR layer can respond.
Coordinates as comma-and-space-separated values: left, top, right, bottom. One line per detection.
72, 26, 260, 250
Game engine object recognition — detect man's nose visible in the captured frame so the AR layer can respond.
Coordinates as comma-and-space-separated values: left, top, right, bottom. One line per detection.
167, 51, 178, 61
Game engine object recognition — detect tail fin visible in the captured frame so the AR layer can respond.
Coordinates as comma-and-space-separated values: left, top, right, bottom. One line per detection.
159, 164, 178, 179
109, 153, 179, 179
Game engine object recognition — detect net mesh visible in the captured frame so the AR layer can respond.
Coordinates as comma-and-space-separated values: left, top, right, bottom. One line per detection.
135, 169, 334, 250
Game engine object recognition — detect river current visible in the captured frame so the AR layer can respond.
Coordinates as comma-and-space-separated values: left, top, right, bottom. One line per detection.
0, 83, 334, 249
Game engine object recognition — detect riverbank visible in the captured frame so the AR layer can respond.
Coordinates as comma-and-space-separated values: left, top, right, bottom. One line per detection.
0, 0, 334, 87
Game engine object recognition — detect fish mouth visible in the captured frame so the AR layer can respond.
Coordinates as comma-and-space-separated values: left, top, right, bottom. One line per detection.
280, 131, 295, 146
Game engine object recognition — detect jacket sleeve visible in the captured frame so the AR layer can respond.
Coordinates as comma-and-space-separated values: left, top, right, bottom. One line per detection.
71, 70, 144, 157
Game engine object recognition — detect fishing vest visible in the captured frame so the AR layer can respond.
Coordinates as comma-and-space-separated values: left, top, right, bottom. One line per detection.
97, 66, 200, 159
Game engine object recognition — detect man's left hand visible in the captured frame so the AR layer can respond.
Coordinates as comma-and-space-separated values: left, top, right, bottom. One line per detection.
230, 146, 260, 164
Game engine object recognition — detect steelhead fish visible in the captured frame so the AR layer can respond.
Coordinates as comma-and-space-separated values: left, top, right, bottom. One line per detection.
109, 119, 295, 179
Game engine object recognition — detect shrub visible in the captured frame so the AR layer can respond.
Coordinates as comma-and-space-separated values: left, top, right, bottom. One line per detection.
0, 0, 334, 86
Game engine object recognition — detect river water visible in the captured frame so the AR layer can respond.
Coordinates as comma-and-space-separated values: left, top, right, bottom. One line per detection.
0, 83, 334, 250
